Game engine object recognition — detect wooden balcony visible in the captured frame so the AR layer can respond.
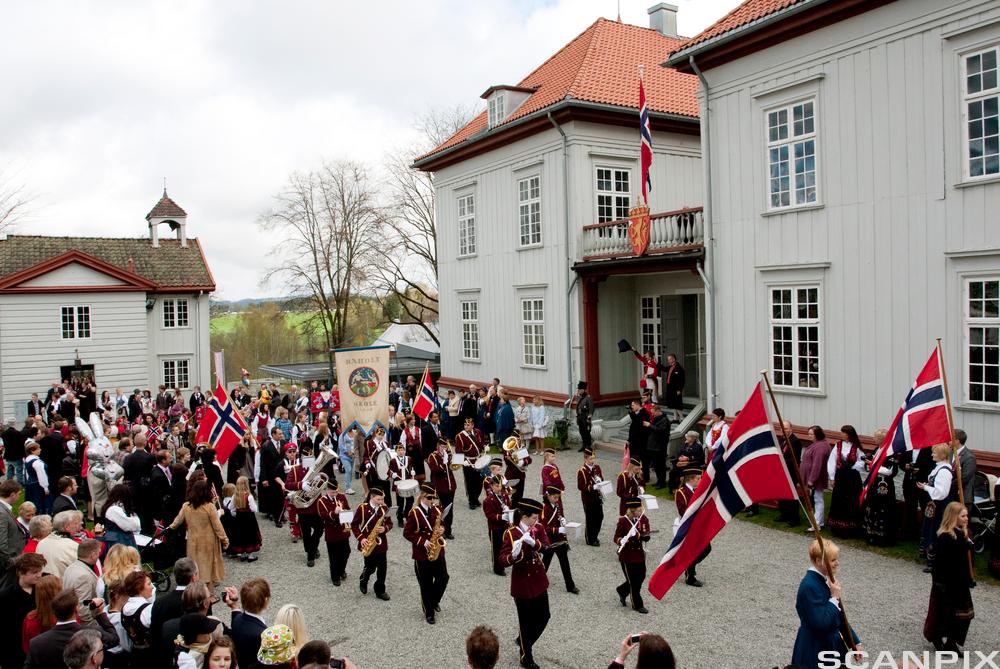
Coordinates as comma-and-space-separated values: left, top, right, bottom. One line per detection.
580, 206, 704, 262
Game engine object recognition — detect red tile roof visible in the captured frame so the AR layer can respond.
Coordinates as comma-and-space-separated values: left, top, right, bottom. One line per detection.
146, 191, 188, 220
420, 18, 699, 162
671, 0, 808, 53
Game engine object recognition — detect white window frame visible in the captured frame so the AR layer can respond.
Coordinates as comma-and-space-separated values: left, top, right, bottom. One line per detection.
488, 94, 506, 128
162, 298, 190, 329
520, 297, 545, 369
594, 166, 631, 238
768, 284, 822, 391
765, 98, 819, 210
457, 193, 476, 257
964, 277, 1000, 406
517, 175, 542, 248
961, 45, 1000, 181
638, 295, 661, 357
60, 305, 91, 340
460, 299, 480, 362
162, 358, 191, 390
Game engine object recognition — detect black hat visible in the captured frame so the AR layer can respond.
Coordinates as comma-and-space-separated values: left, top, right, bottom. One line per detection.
180, 613, 219, 644
420, 482, 437, 497
544, 485, 562, 496
625, 497, 643, 510
369, 485, 385, 497
617, 339, 633, 353
577, 381, 588, 390
490, 457, 503, 467
582, 448, 595, 457
488, 475, 504, 486
543, 447, 556, 455
629, 457, 642, 467
437, 437, 450, 446
682, 465, 704, 478
518, 498, 543, 514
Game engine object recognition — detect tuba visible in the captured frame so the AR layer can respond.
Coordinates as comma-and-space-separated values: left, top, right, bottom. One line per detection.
502, 433, 524, 470
290, 446, 338, 509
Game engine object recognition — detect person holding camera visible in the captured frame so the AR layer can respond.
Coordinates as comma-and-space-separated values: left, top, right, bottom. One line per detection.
296, 639, 357, 669
608, 632, 675, 669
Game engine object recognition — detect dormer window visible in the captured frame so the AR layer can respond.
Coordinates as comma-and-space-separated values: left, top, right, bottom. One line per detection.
488, 95, 506, 128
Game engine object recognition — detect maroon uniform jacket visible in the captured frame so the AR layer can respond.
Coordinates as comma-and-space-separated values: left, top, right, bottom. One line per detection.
505, 453, 531, 482
483, 473, 509, 494
616, 471, 644, 515
284, 464, 318, 515
454, 429, 485, 459
500, 523, 550, 599
613, 514, 651, 564
402, 503, 444, 561
315, 493, 351, 542
350, 501, 392, 555
365, 438, 391, 473
427, 450, 457, 495
388, 455, 415, 482
540, 498, 567, 543
541, 463, 564, 492
483, 489, 512, 532
675, 483, 696, 517
577, 463, 604, 507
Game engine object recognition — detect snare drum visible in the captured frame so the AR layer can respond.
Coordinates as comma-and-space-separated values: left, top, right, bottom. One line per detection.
473, 455, 493, 477
594, 480, 613, 499
395, 479, 419, 498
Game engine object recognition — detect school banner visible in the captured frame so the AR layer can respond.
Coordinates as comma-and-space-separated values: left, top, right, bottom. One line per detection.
334, 345, 391, 437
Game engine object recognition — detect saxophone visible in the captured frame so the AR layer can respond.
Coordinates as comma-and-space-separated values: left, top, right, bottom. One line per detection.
426, 504, 447, 561
361, 506, 386, 557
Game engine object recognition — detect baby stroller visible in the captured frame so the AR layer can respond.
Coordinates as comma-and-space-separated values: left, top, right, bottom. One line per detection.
969, 471, 997, 555
138, 523, 176, 593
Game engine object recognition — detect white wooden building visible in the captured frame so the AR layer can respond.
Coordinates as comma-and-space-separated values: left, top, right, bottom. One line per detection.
415, 5, 706, 408
666, 0, 1000, 456
0, 192, 215, 420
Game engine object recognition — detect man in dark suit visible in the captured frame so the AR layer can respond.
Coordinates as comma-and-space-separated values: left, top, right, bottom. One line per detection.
147, 450, 173, 525
0, 480, 26, 588
231, 578, 271, 669
38, 425, 66, 484
50, 477, 79, 517
420, 411, 443, 464
150, 557, 198, 662
2, 418, 26, 484
124, 436, 156, 531
258, 429, 284, 524
626, 400, 651, 482
663, 353, 685, 421
26, 394, 44, 422
127, 390, 143, 423
188, 386, 206, 413
777, 421, 804, 525
952, 428, 978, 507
24, 589, 117, 669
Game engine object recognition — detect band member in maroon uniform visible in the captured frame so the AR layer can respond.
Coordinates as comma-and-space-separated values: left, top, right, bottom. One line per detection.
483, 475, 513, 575
483, 458, 510, 494
614, 496, 651, 614
616, 457, 644, 515
455, 416, 486, 509
500, 498, 551, 669
426, 439, 457, 539
350, 486, 392, 601
505, 444, 532, 507
400, 415, 423, 481
388, 442, 416, 526
577, 448, 605, 546
403, 483, 450, 624
539, 448, 564, 494
284, 453, 326, 568
675, 466, 711, 587
315, 484, 352, 586
540, 486, 578, 594
364, 427, 392, 496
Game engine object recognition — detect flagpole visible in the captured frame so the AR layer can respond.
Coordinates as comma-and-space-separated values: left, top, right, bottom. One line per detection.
760, 370, 857, 652
936, 338, 975, 580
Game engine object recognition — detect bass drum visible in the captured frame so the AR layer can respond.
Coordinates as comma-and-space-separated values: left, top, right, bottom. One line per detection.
473, 455, 493, 477
375, 450, 392, 480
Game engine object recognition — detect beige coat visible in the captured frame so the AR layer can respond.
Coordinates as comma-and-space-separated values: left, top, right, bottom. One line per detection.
170, 502, 229, 584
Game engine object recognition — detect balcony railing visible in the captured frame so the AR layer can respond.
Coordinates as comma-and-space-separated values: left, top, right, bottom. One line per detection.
580, 206, 704, 261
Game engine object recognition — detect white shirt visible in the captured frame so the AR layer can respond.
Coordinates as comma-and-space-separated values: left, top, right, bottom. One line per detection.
25, 455, 49, 491
122, 595, 153, 628
705, 420, 728, 453
827, 442, 866, 482
926, 462, 954, 501
223, 495, 258, 516
105, 503, 141, 532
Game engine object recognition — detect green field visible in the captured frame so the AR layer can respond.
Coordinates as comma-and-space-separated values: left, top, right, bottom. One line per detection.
210, 311, 315, 334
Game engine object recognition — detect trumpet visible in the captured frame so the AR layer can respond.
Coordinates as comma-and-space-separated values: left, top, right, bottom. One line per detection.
502, 433, 525, 471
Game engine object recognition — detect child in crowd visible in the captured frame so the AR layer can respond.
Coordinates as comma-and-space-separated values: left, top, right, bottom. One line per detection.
224, 477, 261, 562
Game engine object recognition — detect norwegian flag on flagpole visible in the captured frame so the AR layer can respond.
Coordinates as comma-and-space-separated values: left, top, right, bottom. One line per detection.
859, 348, 953, 505
639, 69, 653, 205
195, 381, 248, 465
412, 363, 436, 421
648, 382, 797, 599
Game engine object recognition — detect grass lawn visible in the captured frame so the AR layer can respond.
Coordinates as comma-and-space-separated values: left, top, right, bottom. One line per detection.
646, 485, 999, 586
210, 311, 317, 334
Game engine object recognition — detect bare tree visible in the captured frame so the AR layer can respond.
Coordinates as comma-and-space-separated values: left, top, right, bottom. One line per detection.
0, 171, 30, 233
259, 161, 385, 368
377, 105, 476, 344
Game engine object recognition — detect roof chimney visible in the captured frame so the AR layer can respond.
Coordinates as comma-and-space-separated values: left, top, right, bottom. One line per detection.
648, 3, 679, 38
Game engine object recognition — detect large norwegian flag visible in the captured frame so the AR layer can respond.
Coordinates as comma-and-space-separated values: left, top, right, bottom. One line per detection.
648, 382, 797, 599
411, 363, 436, 421
639, 75, 653, 205
195, 381, 248, 465
859, 348, 952, 504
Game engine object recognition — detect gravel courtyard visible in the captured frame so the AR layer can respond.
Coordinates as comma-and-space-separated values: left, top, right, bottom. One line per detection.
223, 451, 1000, 668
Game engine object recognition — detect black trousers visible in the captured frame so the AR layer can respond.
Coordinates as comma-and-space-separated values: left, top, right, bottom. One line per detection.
577, 420, 592, 450
299, 514, 324, 559
510, 477, 525, 506
462, 467, 481, 507
515, 591, 550, 664
649, 449, 667, 485
414, 557, 449, 615
777, 499, 800, 525
361, 551, 388, 595
584, 501, 603, 544
326, 539, 350, 583
489, 527, 505, 573
439, 491, 455, 535
394, 492, 413, 525
542, 542, 576, 590
686, 544, 712, 578
617, 560, 647, 610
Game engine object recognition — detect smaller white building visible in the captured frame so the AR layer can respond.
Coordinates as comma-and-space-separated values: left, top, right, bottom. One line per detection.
0, 191, 215, 419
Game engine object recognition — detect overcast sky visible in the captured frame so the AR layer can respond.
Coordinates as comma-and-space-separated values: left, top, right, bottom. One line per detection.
1, 0, 740, 299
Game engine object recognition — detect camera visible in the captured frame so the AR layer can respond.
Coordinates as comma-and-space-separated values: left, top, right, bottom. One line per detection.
222, 591, 233, 604
630, 633, 642, 644
329, 659, 345, 669
88, 600, 99, 610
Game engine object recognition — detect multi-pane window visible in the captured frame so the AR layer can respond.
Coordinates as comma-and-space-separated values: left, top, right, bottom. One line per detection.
769, 286, 820, 389
639, 296, 661, 355
966, 278, 1000, 404
458, 193, 476, 256
461, 299, 480, 361
163, 359, 190, 390
965, 47, 1000, 178
767, 100, 818, 208
162, 298, 189, 328
488, 95, 506, 128
60, 306, 91, 339
518, 176, 541, 246
521, 298, 545, 367
596, 167, 631, 238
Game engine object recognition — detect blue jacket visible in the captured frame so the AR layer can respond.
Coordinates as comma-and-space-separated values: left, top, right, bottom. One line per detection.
495, 401, 515, 442
791, 569, 859, 669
